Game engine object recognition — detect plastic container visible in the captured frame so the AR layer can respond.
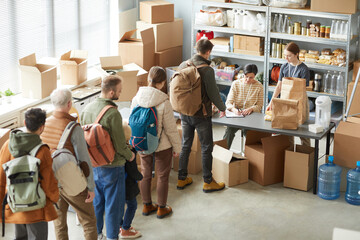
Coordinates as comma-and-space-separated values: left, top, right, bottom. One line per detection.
345, 161, 360, 205
271, 14, 278, 32
323, 71, 331, 93
315, 96, 332, 129
318, 156, 342, 200
330, 71, 337, 94
196, 31, 214, 42
330, 20, 336, 39
336, 72, 344, 96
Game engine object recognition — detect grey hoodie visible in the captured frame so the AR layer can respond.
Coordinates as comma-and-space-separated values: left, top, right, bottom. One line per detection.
9, 130, 42, 158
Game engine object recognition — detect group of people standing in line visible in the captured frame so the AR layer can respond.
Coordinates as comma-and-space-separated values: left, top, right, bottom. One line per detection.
0, 39, 310, 240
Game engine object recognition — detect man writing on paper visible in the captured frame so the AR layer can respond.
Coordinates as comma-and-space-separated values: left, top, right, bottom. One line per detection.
223, 64, 264, 149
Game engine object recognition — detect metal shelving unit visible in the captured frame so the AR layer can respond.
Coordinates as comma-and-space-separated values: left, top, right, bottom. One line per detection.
191, 0, 360, 118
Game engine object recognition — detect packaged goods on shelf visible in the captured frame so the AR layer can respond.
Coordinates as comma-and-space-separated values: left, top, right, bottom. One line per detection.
311, 0, 358, 14
195, 9, 227, 26
213, 66, 238, 82
263, 0, 307, 8
210, 37, 230, 52
305, 53, 319, 63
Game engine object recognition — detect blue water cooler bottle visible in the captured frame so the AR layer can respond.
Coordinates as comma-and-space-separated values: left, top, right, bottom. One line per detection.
318, 156, 342, 200
345, 161, 360, 205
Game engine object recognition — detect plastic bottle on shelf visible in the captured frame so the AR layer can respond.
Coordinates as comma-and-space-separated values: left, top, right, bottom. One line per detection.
335, 20, 341, 39
330, 71, 338, 94
323, 71, 331, 93
330, 20, 336, 39
345, 161, 360, 205
281, 15, 288, 33
318, 156, 342, 200
272, 14, 278, 32
276, 14, 283, 33
336, 72, 344, 96
341, 21, 348, 40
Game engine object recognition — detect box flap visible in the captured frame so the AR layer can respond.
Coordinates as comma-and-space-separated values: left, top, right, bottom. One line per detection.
60, 50, 72, 60
336, 121, 360, 136
116, 69, 139, 78
123, 63, 147, 77
120, 29, 137, 42
100, 56, 123, 70
245, 130, 272, 146
213, 139, 228, 149
70, 50, 87, 59
19, 65, 41, 73
140, 28, 155, 45
347, 117, 360, 124
212, 145, 233, 164
19, 53, 36, 66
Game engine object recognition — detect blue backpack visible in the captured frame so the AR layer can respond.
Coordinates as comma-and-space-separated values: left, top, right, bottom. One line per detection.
129, 106, 159, 155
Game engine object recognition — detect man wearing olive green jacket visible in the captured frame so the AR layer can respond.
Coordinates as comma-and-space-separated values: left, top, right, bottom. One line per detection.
80, 75, 135, 240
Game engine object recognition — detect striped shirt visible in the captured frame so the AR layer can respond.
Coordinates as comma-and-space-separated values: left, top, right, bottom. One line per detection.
225, 78, 264, 112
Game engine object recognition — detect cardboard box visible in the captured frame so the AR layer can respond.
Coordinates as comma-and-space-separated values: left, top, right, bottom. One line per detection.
212, 144, 248, 187
140, 0, 174, 24
176, 120, 200, 152
233, 35, 264, 53
244, 131, 290, 186
213, 139, 228, 149
311, 0, 358, 14
118, 28, 155, 71
59, 50, 88, 85
346, 81, 360, 117
99, 56, 147, 101
19, 53, 57, 99
155, 46, 182, 69
284, 145, 314, 191
352, 60, 360, 82
334, 120, 360, 168
137, 164, 157, 191
136, 19, 183, 52
0, 129, 11, 150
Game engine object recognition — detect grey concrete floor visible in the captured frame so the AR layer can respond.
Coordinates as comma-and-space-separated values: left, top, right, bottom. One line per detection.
3, 125, 359, 240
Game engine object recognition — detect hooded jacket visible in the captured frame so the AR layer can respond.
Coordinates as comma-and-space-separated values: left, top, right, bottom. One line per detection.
131, 86, 181, 154
0, 130, 59, 224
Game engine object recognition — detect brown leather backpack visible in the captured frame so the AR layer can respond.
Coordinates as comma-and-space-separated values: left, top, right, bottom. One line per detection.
82, 105, 116, 167
169, 62, 208, 116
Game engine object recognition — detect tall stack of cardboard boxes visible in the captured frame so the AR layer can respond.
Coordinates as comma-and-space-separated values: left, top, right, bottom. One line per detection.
136, 0, 183, 69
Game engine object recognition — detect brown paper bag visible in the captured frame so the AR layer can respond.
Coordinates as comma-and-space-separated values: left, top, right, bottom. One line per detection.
272, 98, 299, 130
280, 77, 308, 125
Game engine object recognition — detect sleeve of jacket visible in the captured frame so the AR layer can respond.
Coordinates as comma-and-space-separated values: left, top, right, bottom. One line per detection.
225, 82, 237, 110
71, 125, 95, 192
249, 84, 264, 113
107, 110, 133, 161
203, 67, 226, 111
162, 101, 182, 153
38, 146, 59, 204
0, 141, 10, 218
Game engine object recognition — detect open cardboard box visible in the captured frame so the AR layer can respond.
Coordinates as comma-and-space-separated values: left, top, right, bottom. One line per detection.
99, 56, 148, 101
284, 145, 314, 191
212, 144, 248, 187
140, 0, 174, 24
334, 117, 360, 168
136, 18, 183, 52
346, 81, 360, 118
19, 53, 57, 99
59, 50, 88, 85
118, 28, 155, 71
244, 131, 290, 186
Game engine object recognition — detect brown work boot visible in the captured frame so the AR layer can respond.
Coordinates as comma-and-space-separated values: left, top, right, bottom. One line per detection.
177, 177, 193, 190
203, 178, 225, 193
157, 205, 172, 219
142, 202, 158, 216
120, 227, 142, 239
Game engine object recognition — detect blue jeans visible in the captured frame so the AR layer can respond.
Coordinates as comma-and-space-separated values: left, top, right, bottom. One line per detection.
93, 166, 125, 240
178, 115, 213, 183
120, 197, 137, 230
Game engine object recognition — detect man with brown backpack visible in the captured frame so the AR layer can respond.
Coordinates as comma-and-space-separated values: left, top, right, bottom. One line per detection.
41, 88, 97, 240
173, 39, 227, 193
81, 75, 135, 240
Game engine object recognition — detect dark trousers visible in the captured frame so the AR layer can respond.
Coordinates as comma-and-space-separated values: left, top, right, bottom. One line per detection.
178, 115, 213, 184
15, 222, 48, 240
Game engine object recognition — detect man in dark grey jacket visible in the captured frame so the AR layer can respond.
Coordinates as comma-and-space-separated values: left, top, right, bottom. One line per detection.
177, 39, 226, 193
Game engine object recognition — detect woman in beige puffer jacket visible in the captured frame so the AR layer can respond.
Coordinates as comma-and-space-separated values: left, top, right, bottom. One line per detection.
131, 66, 181, 219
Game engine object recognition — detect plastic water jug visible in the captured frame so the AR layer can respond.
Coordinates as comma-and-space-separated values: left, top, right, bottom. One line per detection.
318, 156, 342, 200
315, 96, 332, 129
345, 161, 360, 205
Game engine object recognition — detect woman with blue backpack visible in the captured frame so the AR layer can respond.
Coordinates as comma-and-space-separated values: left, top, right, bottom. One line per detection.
130, 66, 182, 219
